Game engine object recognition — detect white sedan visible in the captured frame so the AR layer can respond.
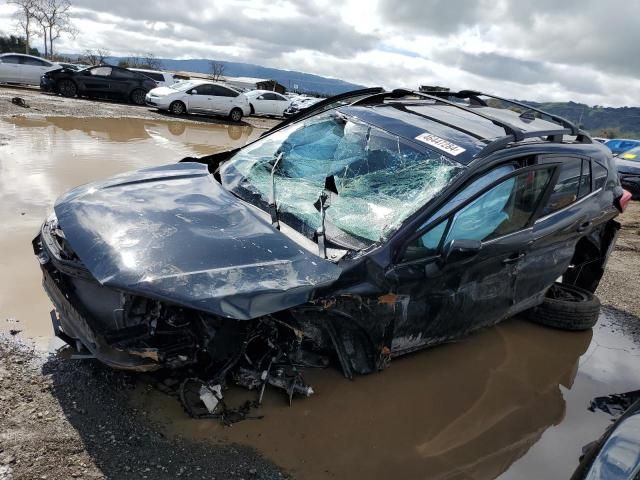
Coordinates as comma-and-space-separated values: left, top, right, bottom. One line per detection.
145, 80, 250, 122
244, 90, 292, 117
0, 53, 60, 85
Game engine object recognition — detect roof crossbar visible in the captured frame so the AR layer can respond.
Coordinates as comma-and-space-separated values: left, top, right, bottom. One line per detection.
478, 128, 572, 158
354, 89, 527, 141
456, 90, 582, 136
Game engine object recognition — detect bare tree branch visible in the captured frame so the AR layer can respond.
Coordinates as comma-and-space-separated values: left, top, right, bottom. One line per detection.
210, 61, 225, 82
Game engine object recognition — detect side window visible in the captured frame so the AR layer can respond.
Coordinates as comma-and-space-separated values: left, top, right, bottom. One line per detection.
192, 84, 212, 95
111, 68, 134, 79
90, 67, 112, 76
211, 85, 238, 97
275, 94, 288, 101
1, 55, 21, 64
577, 159, 591, 199
593, 161, 608, 190
403, 167, 553, 261
445, 168, 552, 243
21, 57, 49, 66
541, 157, 582, 215
263, 93, 279, 100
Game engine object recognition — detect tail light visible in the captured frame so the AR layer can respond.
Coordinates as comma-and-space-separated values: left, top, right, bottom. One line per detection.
615, 189, 632, 212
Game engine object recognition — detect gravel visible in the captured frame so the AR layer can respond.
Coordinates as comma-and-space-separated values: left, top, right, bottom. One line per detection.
0, 338, 286, 480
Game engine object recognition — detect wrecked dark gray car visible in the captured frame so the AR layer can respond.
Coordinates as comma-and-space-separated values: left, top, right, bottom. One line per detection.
34, 89, 630, 403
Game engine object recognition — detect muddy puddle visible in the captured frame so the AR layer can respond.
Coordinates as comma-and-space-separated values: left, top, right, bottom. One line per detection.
134, 310, 640, 480
0, 116, 258, 345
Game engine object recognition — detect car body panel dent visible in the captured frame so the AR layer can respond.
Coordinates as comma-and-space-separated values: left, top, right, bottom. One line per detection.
54, 162, 342, 320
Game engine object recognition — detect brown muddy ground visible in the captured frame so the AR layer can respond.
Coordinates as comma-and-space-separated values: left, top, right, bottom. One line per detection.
1, 101, 640, 480
0, 84, 280, 130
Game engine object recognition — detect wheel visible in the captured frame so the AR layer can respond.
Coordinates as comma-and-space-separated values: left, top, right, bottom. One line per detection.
57, 79, 77, 98
130, 89, 146, 105
522, 283, 600, 331
169, 101, 186, 115
229, 108, 243, 122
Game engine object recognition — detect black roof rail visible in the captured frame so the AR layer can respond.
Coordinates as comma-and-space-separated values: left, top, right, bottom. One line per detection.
354, 89, 527, 142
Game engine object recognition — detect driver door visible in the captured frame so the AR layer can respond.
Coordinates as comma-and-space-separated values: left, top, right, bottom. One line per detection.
389, 165, 555, 353
81, 66, 112, 96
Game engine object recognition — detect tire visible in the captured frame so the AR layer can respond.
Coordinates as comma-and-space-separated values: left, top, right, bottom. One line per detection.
130, 89, 146, 105
229, 108, 243, 122
58, 79, 77, 98
169, 101, 186, 115
522, 283, 600, 331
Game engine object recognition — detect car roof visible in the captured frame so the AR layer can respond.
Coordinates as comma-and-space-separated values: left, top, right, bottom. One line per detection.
246, 89, 283, 95
605, 138, 640, 143
129, 68, 168, 74
337, 102, 566, 165
0, 52, 48, 60
320, 89, 598, 165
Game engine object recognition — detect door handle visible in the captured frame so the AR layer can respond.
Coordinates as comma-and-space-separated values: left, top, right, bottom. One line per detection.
577, 221, 592, 233
502, 253, 525, 264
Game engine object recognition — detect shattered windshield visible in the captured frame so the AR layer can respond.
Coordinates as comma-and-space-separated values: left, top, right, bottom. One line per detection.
220, 111, 463, 243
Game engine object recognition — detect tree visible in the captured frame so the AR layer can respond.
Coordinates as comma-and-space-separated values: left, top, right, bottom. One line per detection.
34, 0, 76, 59
118, 53, 162, 70
8, 0, 39, 54
80, 48, 111, 65
0, 34, 39, 55
210, 61, 225, 81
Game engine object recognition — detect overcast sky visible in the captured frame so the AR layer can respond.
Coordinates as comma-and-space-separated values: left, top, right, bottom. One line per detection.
1, 0, 638, 106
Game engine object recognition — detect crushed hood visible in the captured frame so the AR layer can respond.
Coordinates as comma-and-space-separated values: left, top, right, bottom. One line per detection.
54, 162, 341, 320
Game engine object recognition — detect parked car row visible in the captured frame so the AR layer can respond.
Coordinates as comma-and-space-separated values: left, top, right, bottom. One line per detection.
1, 52, 333, 123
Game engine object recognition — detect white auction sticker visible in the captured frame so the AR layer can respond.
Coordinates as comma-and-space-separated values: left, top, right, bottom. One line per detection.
414, 133, 466, 156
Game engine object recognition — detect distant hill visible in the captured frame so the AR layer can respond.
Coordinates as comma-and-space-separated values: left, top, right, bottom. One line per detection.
109, 56, 365, 96
521, 100, 640, 139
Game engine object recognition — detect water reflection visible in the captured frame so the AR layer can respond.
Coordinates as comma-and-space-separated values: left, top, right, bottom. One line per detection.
137, 320, 593, 480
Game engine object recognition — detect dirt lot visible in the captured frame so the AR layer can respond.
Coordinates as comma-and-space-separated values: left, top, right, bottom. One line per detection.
1, 87, 640, 480
0, 84, 279, 130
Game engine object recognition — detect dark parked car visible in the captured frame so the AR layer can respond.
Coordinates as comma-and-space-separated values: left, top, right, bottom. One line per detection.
605, 138, 640, 156
616, 146, 640, 198
33, 88, 631, 404
572, 397, 640, 480
40, 64, 157, 105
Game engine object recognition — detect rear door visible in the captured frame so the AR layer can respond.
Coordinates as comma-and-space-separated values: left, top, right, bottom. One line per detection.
108, 68, 137, 99
0, 55, 23, 83
515, 156, 598, 305
270, 93, 290, 116
210, 85, 238, 114
19, 56, 54, 84
186, 84, 215, 113
390, 164, 555, 353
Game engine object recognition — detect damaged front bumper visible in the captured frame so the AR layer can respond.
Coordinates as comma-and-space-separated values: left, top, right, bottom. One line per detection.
33, 218, 323, 408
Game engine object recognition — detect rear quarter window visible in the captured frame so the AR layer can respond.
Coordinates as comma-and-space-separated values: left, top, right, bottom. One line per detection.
593, 161, 608, 190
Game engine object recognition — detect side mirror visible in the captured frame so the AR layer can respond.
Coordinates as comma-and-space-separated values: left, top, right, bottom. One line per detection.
442, 239, 481, 263
190, 89, 197, 95
258, 95, 265, 100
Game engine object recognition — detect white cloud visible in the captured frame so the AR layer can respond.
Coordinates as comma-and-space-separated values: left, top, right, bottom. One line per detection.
1, 0, 638, 106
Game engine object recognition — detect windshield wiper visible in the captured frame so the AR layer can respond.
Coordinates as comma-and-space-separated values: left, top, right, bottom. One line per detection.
269, 152, 284, 229
314, 175, 338, 259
